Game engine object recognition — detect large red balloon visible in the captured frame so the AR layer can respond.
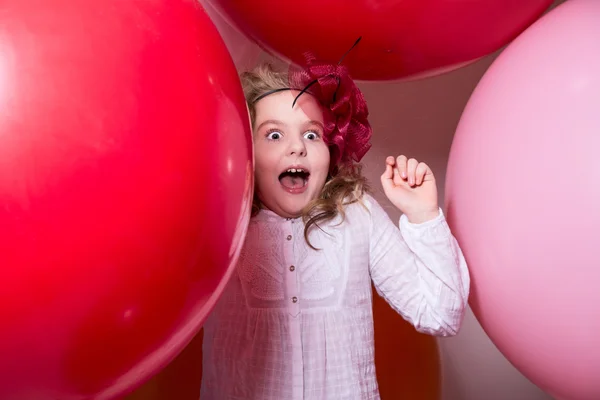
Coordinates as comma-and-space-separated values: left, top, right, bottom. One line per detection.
0, 1, 253, 399
208, 0, 553, 81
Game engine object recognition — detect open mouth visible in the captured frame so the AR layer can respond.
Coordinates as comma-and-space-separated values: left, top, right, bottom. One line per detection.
278, 167, 310, 193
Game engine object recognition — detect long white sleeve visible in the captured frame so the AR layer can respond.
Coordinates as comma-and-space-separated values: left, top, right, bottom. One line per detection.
367, 194, 470, 336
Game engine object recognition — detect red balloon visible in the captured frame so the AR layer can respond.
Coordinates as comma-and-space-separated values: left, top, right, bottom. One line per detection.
0, 1, 253, 399
208, 0, 553, 81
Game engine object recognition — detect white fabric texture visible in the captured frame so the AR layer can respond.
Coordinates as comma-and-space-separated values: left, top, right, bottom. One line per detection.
201, 194, 470, 399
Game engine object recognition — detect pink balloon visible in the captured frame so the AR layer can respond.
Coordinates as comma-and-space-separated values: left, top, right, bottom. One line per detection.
444, 1, 600, 399
199, 0, 262, 71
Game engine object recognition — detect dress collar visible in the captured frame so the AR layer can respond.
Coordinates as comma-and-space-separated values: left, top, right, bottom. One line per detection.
253, 208, 302, 223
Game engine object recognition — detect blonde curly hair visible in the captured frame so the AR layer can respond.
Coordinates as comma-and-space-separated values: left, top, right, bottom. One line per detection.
240, 63, 369, 248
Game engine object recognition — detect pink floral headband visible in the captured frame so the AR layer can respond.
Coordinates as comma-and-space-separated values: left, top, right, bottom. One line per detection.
251, 38, 372, 170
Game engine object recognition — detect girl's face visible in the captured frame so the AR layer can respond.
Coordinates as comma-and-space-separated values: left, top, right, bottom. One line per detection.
253, 90, 330, 218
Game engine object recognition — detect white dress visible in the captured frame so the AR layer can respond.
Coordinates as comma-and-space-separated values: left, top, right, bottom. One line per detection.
201, 194, 470, 400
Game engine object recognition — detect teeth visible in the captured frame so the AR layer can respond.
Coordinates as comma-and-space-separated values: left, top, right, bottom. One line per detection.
286, 168, 305, 173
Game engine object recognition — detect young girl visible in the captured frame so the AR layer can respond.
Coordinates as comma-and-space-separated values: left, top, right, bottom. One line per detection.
201, 57, 470, 399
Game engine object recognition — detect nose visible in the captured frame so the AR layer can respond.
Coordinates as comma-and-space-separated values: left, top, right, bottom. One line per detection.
287, 135, 306, 157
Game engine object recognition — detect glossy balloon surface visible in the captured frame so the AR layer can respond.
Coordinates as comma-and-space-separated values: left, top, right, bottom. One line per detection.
0, 1, 253, 399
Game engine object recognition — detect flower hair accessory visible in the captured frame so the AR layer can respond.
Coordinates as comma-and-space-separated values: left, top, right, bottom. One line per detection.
252, 38, 372, 169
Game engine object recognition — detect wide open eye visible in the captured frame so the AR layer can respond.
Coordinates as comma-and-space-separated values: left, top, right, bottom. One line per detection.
304, 130, 320, 140
266, 129, 282, 140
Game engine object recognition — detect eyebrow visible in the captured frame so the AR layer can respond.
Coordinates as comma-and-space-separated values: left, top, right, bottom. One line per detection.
255, 119, 284, 131
255, 119, 324, 131
307, 120, 324, 129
